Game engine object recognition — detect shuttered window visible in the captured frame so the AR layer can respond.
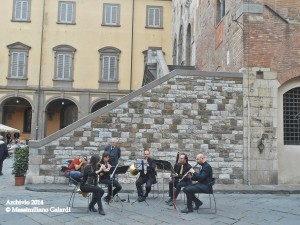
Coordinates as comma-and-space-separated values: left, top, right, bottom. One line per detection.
10, 52, 26, 78
147, 6, 162, 28
102, 56, 116, 81
14, 0, 30, 21
103, 4, 120, 25
59, 2, 75, 24
56, 54, 72, 79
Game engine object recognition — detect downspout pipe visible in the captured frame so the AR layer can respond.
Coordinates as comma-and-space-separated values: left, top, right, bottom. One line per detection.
129, 0, 135, 93
36, 0, 46, 140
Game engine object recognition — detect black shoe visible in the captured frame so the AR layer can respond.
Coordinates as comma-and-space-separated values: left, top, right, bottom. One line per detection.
168, 200, 174, 206
98, 209, 105, 215
88, 204, 97, 212
181, 208, 193, 213
138, 196, 145, 202
0, 172, 3, 176
103, 195, 111, 204
193, 201, 203, 210
165, 198, 172, 204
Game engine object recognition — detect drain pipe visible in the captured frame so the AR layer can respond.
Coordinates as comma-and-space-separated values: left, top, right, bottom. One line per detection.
247, 98, 251, 185
129, 0, 135, 93
35, 0, 46, 140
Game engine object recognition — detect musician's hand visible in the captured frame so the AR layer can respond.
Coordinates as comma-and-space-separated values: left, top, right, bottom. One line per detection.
186, 174, 192, 179
189, 168, 195, 174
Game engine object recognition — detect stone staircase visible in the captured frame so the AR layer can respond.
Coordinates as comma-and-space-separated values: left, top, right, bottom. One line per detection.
27, 69, 243, 185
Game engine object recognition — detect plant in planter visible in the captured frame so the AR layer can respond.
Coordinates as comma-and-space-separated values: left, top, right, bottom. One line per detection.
12, 146, 29, 186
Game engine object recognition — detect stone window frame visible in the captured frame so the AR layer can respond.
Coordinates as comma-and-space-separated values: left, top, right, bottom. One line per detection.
53, 45, 76, 83
12, 0, 31, 22
102, 3, 121, 27
7, 42, 31, 80
146, 6, 163, 29
283, 87, 300, 145
98, 47, 121, 90
57, 1, 76, 25
216, 0, 225, 25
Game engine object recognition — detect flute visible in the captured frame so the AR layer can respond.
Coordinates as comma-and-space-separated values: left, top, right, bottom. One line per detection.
178, 163, 199, 182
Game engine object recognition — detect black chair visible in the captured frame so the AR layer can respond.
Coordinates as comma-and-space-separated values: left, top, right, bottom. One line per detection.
68, 177, 91, 212
197, 178, 217, 214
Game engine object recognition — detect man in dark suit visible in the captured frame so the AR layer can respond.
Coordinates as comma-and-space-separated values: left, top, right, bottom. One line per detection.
104, 141, 121, 167
135, 149, 156, 202
0, 135, 9, 176
165, 153, 192, 206
181, 153, 213, 213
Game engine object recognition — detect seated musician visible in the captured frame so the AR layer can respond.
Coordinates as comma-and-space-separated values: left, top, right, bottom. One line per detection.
64, 155, 87, 183
181, 153, 213, 213
165, 153, 192, 206
98, 152, 122, 204
80, 155, 105, 215
135, 149, 156, 202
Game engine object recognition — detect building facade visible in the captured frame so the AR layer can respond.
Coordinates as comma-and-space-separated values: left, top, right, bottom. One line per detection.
172, 0, 300, 184
0, 0, 172, 140
172, 0, 197, 66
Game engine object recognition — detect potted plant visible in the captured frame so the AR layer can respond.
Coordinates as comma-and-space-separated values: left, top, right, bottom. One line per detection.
12, 146, 29, 186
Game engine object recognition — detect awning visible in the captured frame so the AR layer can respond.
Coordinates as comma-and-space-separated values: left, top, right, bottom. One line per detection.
0, 124, 20, 133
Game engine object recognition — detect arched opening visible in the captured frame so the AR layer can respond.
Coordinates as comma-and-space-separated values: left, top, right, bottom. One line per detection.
45, 99, 78, 137
91, 100, 113, 113
1, 97, 32, 141
173, 38, 177, 65
178, 26, 183, 65
278, 77, 300, 184
186, 24, 192, 66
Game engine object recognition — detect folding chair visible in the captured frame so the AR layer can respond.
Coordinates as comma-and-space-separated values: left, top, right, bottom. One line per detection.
68, 177, 91, 212
197, 178, 217, 214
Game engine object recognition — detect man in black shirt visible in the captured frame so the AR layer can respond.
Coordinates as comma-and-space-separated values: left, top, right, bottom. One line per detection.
165, 153, 192, 206
181, 153, 213, 213
0, 135, 9, 176
135, 149, 156, 202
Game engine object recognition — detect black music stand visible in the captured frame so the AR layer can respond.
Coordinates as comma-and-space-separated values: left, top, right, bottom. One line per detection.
107, 165, 129, 207
155, 160, 178, 206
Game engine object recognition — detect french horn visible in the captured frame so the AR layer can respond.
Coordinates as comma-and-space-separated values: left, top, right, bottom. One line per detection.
129, 163, 139, 176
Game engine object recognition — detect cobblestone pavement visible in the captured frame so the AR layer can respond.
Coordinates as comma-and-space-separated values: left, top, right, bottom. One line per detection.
1, 158, 300, 225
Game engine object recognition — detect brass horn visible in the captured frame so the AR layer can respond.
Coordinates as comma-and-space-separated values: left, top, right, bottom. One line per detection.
129, 163, 139, 176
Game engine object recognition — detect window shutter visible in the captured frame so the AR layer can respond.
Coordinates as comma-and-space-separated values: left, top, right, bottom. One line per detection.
15, 1, 22, 20
67, 3, 73, 23
154, 8, 160, 27
63, 54, 71, 79
105, 5, 111, 24
148, 8, 154, 27
18, 52, 26, 78
57, 54, 64, 79
111, 6, 117, 24
109, 56, 116, 80
102, 56, 109, 80
60, 3, 67, 22
21, 1, 29, 20
11, 53, 19, 78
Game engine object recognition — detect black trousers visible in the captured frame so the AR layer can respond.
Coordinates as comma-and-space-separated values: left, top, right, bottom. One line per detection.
136, 176, 154, 197
80, 184, 104, 208
169, 179, 191, 199
0, 159, 4, 173
183, 183, 208, 209
100, 178, 122, 197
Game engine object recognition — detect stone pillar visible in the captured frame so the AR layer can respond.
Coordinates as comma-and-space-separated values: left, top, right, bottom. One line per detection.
242, 67, 279, 185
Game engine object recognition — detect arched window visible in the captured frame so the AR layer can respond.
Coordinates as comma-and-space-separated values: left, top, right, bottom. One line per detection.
178, 26, 183, 65
53, 45, 76, 81
186, 24, 192, 66
98, 47, 121, 90
283, 87, 300, 145
173, 38, 177, 65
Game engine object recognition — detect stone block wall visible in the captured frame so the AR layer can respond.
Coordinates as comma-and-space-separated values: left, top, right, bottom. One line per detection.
27, 71, 243, 184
